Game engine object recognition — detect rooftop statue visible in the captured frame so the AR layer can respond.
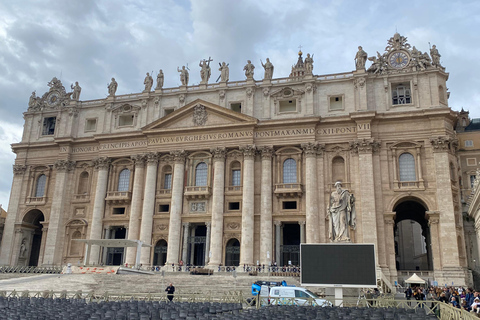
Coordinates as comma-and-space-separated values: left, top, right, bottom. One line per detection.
355, 46, 368, 70
177, 66, 189, 86
261, 58, 274, 80
199, 57, 212, 84
430, 45, 442, 68
71, 82, 81, 100
218, 62, 229, 82
108, 78, 118, 96
155, 69, 164, 90
304, 53, 314, 74
243, 60, 255, 80
143, 72, 153, 92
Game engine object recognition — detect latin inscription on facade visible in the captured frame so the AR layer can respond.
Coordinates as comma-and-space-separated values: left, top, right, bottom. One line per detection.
62, 125, 369, 153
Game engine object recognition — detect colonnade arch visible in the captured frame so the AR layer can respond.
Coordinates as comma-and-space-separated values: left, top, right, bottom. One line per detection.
20, 209, 45, 266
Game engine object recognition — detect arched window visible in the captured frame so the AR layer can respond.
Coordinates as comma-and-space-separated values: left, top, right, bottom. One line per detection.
35, 174, 47, 197
163, 165, 172, 189
283, 158, 297, 183
399, 153, 416, 181
77, 172, 89, 194
117, 169, 130, 191
332, 156, 345, 183
195, 162, 208, 186
231, 161, 241, 186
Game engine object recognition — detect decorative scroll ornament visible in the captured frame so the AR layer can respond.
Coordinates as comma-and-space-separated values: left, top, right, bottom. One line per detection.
193, 105, 208, 126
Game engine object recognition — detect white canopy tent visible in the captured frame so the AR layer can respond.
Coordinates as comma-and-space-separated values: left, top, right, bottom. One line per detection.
74, 239, 152, 268
404, 273, 426, 284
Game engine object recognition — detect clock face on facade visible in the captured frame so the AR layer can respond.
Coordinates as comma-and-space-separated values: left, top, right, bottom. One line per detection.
47, 91, 60, 105
389, 51, 409, 69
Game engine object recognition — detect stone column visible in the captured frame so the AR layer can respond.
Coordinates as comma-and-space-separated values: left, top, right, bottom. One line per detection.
88, 157, 111, 264
383, 212, 397, 278
302, 142, 319, 243
209, 147, 226, 266
275, 221, 281, 265
182, 222, 190, 263
102, 228, 111, 263
430, 137, 461, 268
316, 146, 327, 242
427, 211, 442, 270
43, 160, 75, 266
126, 154, 146, 265
204, 222, 211, 264
260, 146, 273, 265
0, 165, 27, 265
350, 139, 380, 248
240, 145, 256, 266
139, 152, 159, 265
166, 150, 187, 265
299, 221, 306, 243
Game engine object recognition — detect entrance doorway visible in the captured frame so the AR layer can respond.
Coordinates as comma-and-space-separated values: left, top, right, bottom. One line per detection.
394, 200, 433, 271
281, 223, 300, 266
153, 240, 167, 266
189, 225, 206, 266
21, 209, 44, 266
106, 227, 126, 266
225, 238, 240, 266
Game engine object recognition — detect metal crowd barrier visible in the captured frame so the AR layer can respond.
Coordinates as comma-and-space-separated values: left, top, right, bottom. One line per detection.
141, 265, 301, 275
0, 266, 62, 274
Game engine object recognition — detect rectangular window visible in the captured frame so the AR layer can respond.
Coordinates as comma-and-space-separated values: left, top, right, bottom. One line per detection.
467, 158, 477, 166
232, 170, 241, 186
282, 201, 297, 210
279, 100, 297, 113
113, 207, 125, 215
231, 103, 242, 113
465, 140, 474, 147
471, 175, 477, 188
329, 96, 343, 111
164, 108, 174, 116
118, 115, 134, 126
228, 202, 240, 210
392, 83, 411, 105
164, 173, 172, 189
42, 117, 56, 135
85, 119, 97, 132
159, 204, 170, 213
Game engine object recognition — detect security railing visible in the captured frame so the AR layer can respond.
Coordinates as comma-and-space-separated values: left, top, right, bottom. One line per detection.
0, 266, 62, 274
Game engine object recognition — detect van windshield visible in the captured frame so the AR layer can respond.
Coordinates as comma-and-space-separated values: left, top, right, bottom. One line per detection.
305, 289, 319, 298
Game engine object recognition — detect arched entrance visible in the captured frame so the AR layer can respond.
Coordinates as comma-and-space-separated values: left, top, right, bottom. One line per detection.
394, 200, 433, 271
21, 209, 45, 266
106, 227, 126, 265
225, 238, 240, 266
281, 223, 300, 266
153, 239, 167, 266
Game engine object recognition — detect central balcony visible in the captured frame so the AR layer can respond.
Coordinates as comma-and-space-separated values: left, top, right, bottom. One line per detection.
184, 186, 212, 200
274, 183, 303, 198
105, 191, 132, 204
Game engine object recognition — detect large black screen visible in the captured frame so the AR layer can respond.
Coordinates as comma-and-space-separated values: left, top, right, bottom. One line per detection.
300, 243, 376, 287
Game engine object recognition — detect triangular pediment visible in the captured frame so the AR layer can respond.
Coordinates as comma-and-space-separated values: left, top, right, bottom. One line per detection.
143, 99, 258, 133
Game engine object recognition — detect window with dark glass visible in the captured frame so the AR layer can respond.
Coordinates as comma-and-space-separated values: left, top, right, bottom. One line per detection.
392, 84, 411, 105
283, 158, 297, 183
35, 174, 47, 197
195, 162, 208, 186
42, 117, 56, 135
399, 153, 416, 181
164, 173, 172, 189
117, 169, 130, 191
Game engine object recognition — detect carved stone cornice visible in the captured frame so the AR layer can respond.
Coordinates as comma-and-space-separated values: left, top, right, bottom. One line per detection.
240, 145, 256, 159
13, 165, 27, 175
430, 136, 457, 154
301, 142, 318, 157
171, 150, 187, 164
93, 157, 111, 170
145, 152, 160, 165
350, 139, 381, 154
259, 146, 274, 159
211, 147, 227, 161
131, 154, 146, 168
54, 160, 76, 172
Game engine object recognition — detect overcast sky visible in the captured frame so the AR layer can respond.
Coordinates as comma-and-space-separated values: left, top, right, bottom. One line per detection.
0, 0, 479, 209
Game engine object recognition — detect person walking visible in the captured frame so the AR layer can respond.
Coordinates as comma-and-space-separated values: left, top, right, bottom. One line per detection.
165, 283, 175, 302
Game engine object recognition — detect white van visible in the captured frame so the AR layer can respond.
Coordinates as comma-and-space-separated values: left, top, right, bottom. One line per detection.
262, 286, 332, 307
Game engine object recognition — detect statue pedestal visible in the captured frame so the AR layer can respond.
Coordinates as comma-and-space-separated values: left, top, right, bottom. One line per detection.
219, 82, 228, 87
246, 78, 255, 85
262, 79, 271, 85
154, 89, 163, 94
354, 69, 366, 74
180, 85, 187, 91
199, 84, 207, 90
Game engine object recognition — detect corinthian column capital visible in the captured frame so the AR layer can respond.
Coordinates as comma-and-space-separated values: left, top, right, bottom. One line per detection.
240, 144, 256, 159
211, 147, 227, 161
349, 139, 380, 154
93, 157, 111, 170
259, 146, 274, 159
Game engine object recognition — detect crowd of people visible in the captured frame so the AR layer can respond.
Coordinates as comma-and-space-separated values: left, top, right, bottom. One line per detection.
405, 285, 480, 314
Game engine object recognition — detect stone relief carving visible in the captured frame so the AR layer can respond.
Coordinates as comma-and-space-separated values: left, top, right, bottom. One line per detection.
156, 224, 168, 231
227, 222, 239, 230
219, 90, 226, 100
246, 87, 253, 98
193, 105, 208, 126
191, 202, 206, 212
354, 77, 366, 89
